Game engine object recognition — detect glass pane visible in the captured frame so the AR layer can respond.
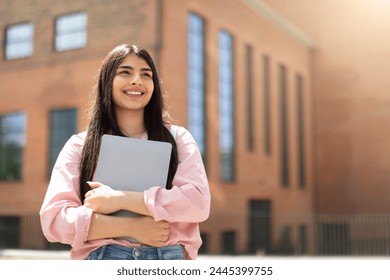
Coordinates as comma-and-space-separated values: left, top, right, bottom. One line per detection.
48, 109, 77, 175
55, 12, 87, 51
188, 13, 206, 157
5, 23, 34, 59
219, 31, 234, 182
0, 113, 26, 181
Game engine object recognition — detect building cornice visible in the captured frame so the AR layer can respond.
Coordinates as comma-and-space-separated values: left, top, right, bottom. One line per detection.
242, 0, 315, 48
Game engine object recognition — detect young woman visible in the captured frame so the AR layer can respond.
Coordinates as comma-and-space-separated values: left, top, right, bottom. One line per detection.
40, 44, 210, 260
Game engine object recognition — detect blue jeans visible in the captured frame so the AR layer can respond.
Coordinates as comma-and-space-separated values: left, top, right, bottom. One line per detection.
86, 244, 185, 260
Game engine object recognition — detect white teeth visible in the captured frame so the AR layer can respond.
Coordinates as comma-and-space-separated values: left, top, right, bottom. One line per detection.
125, 91, 142, 96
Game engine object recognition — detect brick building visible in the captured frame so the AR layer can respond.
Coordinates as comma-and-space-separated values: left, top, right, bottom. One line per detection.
0, 0, 388, 256
263, 0, 390, 255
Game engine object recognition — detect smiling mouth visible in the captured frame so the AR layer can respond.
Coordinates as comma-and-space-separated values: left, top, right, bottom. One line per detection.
124, 91, 144, 96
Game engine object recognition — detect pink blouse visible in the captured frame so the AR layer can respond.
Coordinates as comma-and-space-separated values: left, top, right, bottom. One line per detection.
39, 125, 210, 260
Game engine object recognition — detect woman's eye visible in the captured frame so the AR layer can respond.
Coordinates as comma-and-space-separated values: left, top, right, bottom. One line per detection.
142, 72, 152, 78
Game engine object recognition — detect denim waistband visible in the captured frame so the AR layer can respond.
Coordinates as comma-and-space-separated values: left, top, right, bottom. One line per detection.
86, 244, 185, 260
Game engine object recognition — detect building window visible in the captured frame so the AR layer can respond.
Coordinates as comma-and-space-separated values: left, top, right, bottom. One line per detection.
198, 233, 208, 254
249, 200, 271, 254
5, 23, 34, 60
279, 64, 289, 187
0, 112, 26, 181
298, 224, 307, 254
221, 230, 236, 255
278, 225, 293, 254
296, 74, 306, 188
48, 109, 77, 176
263, 55, 271, 155
245, 45, 254, 151
55, 12, 87, 52
0, 216, 20, 248
219, 30, 235, 182
187, 13, 206, 159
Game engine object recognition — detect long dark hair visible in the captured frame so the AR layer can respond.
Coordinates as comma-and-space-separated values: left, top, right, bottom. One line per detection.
79, 44, 178, 200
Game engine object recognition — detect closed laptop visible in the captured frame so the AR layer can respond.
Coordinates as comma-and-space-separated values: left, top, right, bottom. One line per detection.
94, 134, 172, 216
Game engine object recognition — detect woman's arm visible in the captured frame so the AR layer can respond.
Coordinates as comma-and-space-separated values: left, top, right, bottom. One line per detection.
83, 184, 171, 246
144, 126, 211, 223
83, 182, 150, 216
84, 126, 210, 223
86, 213, 169, 247
40, 133, 168, 247
40, 133, 93, 247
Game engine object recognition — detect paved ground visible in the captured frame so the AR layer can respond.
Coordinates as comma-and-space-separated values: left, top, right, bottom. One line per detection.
3, 249, 387, 260
0, 249, 70, 260
0, 249, 267, 260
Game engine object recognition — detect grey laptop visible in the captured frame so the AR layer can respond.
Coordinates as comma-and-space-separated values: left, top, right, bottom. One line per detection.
94, 134, 172, 217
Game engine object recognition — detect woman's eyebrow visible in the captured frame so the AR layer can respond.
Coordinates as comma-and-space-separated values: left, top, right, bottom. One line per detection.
118, 65, 152, 72
118, 65, 133, 70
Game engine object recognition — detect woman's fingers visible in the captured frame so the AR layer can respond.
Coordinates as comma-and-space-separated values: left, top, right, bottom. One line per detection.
132, 217, 171, 246
84, 182, 102, 198
86, 181, 102, 189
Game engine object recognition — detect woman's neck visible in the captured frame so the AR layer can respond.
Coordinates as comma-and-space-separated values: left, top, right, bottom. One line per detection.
115, 109, 145, 138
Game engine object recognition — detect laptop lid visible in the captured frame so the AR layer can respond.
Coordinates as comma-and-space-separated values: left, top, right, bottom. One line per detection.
94, 134, 172, 191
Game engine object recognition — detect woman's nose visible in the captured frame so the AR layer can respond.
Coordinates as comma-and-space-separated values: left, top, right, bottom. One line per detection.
129, 73, 142, 85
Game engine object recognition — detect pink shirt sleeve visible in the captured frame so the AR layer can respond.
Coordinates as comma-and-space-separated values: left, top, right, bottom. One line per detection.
39, 132, 93, 248
144, 126, 211, 223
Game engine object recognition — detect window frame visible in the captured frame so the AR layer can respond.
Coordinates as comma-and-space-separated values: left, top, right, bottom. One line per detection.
54, 11, 88, 52
4, 22, 34, 60
218, 30, 235, 183
187, 12, 207, 161
48, 108, 78, 177
0, 112, 27, 181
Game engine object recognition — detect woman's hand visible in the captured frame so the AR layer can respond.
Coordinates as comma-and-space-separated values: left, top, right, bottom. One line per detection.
84, 181, 124, 214
131, 216, 170, 247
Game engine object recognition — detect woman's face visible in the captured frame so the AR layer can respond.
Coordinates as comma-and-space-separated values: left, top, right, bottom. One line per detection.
112, 54, 154, 115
